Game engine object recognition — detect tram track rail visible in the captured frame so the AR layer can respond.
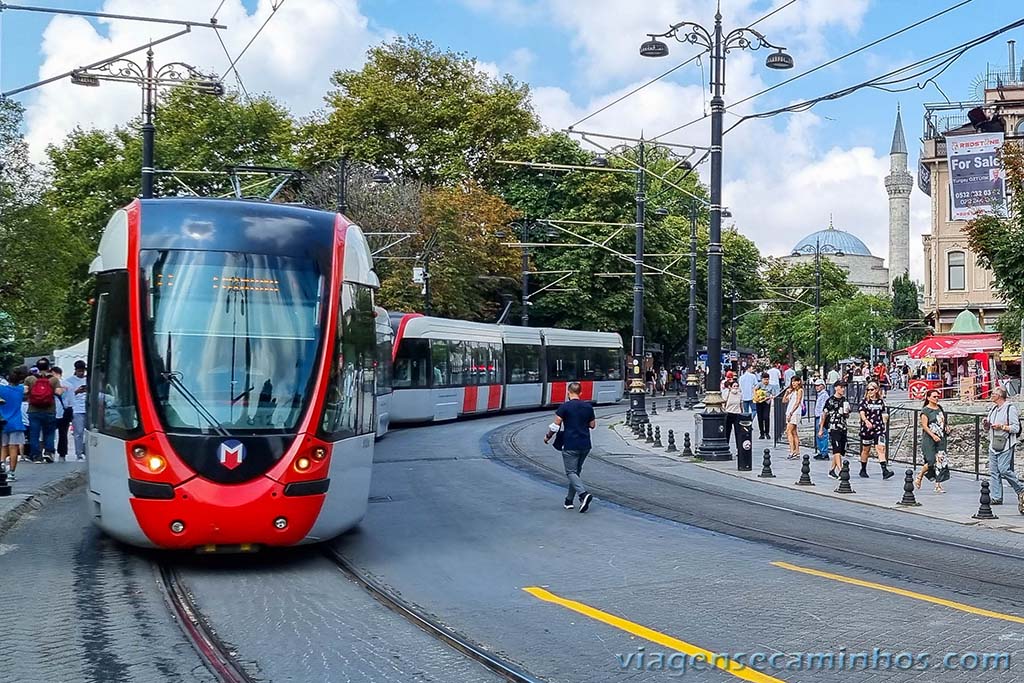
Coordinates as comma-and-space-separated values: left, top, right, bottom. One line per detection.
324, 546, 546, 683
496, 408, 1024, 596
156, 563, 258, 683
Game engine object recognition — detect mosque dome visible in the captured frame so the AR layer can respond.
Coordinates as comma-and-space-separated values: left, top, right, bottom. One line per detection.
791, 223, 872, 257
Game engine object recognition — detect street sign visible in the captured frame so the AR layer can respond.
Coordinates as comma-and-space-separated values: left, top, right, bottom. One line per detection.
729, 350, 738, 361
412, 267, 424, 284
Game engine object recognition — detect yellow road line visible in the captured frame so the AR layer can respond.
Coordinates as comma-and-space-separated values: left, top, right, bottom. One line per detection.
772, 561, 1024, 624
523, 586, 786, 683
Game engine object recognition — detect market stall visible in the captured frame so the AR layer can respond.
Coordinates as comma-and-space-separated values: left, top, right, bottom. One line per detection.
901, 314, 1001, 401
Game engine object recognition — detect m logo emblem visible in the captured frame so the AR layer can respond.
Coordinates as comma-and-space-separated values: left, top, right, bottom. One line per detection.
219, 439, 245, 470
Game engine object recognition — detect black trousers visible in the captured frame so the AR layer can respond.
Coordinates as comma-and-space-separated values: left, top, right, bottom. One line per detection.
755, 402, 771, 437
56, 408, 72, 457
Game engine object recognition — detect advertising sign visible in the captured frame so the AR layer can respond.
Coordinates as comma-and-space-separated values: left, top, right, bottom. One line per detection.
946, 132, 1005, 221
917, 160, 931, 197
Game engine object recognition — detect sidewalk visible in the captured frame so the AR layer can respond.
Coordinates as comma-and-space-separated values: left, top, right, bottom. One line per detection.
609, 400, 1024, 532
0, 459, 87, 537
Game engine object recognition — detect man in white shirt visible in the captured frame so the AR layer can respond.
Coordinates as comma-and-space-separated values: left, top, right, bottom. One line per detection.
64, 361, 88, 460
826, 367, 840, 393
783, 366, 796, 388
738, 366, 759, 416
767, 364, 782, 391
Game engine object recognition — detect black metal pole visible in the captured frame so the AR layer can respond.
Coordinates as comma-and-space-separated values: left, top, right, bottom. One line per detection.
423, 255, 432, 317
815, 238, 821, 378
521, 221, 530, 326
731, 292, 737, 373
685, 202, 699, 408
698, 10, 731, 460
337, 156, 348, 214
628, 141, 648, 426
140, 49, 155, 199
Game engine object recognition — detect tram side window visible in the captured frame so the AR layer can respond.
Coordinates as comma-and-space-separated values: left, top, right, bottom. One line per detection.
604, 348, 624, 380
471, 343, 487, 385
431, 339, 451, 387
547, 346, 579, 381
580, 347, 599, 381
449, 340, 467, 386
88, 275, 140, 437
320, 284, 376, 439
375, 337, 393, 396
393, 339, 429, 388
489, 343, 503, 385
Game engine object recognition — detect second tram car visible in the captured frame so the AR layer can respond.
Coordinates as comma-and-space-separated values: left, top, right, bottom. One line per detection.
374, 305, 394, 438
86, 198, 381, 550
389, 314, 623, 423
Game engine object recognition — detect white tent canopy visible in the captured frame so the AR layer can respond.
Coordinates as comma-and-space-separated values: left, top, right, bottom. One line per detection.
53, 338, 88, 372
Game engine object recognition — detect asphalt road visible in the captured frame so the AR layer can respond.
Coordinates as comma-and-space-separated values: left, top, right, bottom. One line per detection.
7, 408, 1024, 682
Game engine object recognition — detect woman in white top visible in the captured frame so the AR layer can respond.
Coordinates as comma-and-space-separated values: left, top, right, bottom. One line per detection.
724, 380, 743, 453
782, 377, 804, 459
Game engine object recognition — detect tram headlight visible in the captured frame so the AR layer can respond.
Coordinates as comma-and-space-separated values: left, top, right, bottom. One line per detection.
273, 517, 288, 529
294, 456, 311, 472
132, 446, 146, 459
311, 446, 327, 461
170, 520, 185, 534
146, 455, 166, 473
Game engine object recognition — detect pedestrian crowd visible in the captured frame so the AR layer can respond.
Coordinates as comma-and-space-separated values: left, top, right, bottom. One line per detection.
0, 358, 88, 482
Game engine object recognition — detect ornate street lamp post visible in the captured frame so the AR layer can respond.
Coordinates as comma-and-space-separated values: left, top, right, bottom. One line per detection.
72, 48, 223, 198
791, 237, 845, 378
642, 9, 792, 459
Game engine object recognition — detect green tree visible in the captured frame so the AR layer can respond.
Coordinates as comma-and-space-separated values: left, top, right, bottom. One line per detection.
965, 140, 1024, 349
305, 36, 539, 184
890, 273, 925, 349
791, 294, 896, 363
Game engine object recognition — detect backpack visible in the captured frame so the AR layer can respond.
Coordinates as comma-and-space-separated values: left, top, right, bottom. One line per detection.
28, 377, 55, 409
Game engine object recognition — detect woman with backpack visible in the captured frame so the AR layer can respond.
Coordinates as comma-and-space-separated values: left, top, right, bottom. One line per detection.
916, 388, 949, 493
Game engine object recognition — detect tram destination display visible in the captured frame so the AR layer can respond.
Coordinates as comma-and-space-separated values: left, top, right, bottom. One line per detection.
946, 132, 1005, 221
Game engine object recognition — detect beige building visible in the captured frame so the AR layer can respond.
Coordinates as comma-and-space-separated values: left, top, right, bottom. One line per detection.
920, 67, 1024, 332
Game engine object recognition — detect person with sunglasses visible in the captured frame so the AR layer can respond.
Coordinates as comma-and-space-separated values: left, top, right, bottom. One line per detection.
858, 381, 894, 479
916, 389, 948, 493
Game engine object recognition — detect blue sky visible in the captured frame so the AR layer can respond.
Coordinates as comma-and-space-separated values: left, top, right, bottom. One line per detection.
1, 1, 1022, 276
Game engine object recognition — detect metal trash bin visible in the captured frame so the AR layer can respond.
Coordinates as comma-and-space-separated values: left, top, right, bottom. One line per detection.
737, 413, 753, 471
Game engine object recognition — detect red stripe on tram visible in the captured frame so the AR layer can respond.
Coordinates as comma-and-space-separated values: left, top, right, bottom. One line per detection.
487, 384, 502, 410
462, 385, 479, 414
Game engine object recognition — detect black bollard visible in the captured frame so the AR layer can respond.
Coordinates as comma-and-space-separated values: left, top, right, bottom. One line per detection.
646, 424, 654, 443
666, 401, 673, 413
635, 422, 645, 439
651, 401, 658, 416
681, 432, 694, 457
0, 467, 10, 497
626, 409, 633, 425
896, 469, 921, 507
795, 454, 814, 486
675, 399, 682, 411
834, 460, 856, 494
666, 430, 678, 453
758, 449, 775, 478
973, 480, 999, 520
654, 426, 663, 448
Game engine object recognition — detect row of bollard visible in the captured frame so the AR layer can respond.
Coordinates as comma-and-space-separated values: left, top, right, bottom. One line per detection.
625, 407, 1002, 521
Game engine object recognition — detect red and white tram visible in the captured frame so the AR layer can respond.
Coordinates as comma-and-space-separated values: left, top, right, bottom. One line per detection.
389, 314, 623, 423
86, 198, 380, 550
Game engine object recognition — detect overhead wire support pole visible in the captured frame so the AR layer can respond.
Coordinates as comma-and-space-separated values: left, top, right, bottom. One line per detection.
0, 3, 227, 29
629, 139, 648, 428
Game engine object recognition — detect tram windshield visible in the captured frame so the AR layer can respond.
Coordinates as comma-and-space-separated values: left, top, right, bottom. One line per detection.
142, 250, 324, 433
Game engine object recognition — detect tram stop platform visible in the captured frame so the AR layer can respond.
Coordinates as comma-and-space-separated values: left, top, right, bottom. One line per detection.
0, 459, 87, 537
603, 402, 1024, 534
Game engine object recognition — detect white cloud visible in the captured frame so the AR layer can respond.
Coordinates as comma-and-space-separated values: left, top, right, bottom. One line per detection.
22, 0, 385, 160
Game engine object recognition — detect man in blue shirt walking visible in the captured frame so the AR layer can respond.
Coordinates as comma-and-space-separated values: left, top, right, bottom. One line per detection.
545, 382, 597, 512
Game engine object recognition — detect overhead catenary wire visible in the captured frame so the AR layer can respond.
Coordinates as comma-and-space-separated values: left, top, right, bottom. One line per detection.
653, 0, 978, 141
226, 0, 284, 75
726, 14, 1024, 133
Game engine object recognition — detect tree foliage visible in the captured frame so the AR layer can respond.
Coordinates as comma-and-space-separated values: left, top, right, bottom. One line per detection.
890, 272, 925, 348
305, 36, 539, 184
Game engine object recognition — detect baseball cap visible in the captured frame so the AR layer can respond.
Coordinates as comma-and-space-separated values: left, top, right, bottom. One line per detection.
814, 378, 825, 386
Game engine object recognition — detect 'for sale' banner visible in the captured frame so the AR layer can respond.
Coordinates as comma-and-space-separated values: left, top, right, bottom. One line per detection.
947, 132, 1005, 221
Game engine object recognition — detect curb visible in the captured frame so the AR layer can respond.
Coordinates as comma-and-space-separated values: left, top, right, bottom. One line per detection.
603, 417, 1024, 533
0, 469, 87, 539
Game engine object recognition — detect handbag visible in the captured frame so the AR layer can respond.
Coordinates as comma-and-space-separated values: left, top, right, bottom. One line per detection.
934, 450, 950, 483
990, 406, 1010, 452
552, 429, 565, 451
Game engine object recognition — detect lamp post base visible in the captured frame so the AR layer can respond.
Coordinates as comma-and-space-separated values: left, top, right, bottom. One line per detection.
684, 373, 699, 409
629, 392, 649, 428
697, 391, 732, 461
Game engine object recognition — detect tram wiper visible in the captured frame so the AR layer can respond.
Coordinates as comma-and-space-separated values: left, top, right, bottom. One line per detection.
161, 371, 230, 437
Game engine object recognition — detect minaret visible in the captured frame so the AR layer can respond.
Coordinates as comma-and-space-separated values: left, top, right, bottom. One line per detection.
885, 105, 912, 290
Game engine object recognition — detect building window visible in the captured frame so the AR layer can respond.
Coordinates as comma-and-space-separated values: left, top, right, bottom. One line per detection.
1016, 119, 1024, 136
947, 251, 966, 291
